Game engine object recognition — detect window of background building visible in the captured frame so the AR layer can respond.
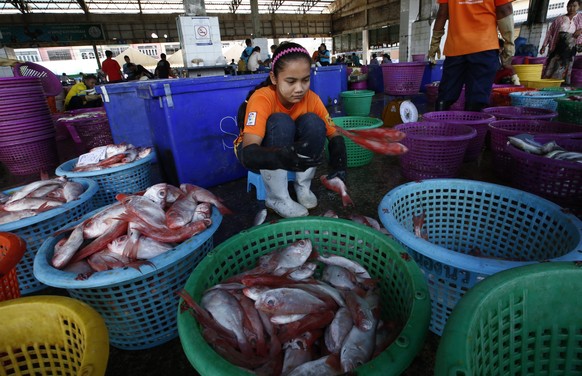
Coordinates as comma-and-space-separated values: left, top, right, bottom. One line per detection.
79, 49, 103, 60
15, 50, 40, 62
164, 44, 181, 55
47, 49, 72, 61
138, 45, 158, 56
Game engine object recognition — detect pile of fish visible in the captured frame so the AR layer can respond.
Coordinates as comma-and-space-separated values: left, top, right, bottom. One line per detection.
508, 134, 582, 162
179, 238, 401, 376
0, 177, 85, 225
72, 143, 153, 172
51, 182, 231, 278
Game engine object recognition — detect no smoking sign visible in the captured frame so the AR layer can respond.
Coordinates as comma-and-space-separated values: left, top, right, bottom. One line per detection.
195, 25, 208, 39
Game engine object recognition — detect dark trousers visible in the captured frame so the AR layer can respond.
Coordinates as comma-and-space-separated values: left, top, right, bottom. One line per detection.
437, 50, 500, 106
263, 113, 326, 160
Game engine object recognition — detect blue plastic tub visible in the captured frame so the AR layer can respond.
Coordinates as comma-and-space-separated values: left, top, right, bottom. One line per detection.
0, 178, 98, 294
310, 65, 348, 106
95, 81, 154, 149
137, 75, 268, 187
378, 179, 582, 335
420, 60, 444, 92
34, 204, 222, 350
366, 64, 384, 93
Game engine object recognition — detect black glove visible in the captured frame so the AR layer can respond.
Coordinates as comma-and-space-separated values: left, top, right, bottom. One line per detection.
328, 136, 347, 181
240, 143, 320, 172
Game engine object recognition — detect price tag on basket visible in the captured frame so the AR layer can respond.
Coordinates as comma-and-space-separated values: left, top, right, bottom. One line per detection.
76, 146, 107, 167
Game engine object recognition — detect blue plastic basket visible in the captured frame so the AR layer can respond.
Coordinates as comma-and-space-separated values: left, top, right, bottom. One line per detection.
33, 205, 222, 350
378, 179, 582, 336
55, 152, 154, 208
509, 91, 565, 111
0, 178, 98, 294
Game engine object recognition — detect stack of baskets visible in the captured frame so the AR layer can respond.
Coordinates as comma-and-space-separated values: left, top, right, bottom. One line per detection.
332, 116, 383, 167
394, 122, 476, 180
0, 232, 26, 302
509, 91, 565, 111
422, 111, 495, 162
340, 90, 375, 116
55, 151, 155, 208
381, 62, 427, 95
489, 86, 533, 106
506, 136, 582, 216
487, 120, 582, 180
0, 178, 98, 294
378, 179, 582, 335
178, 217, 431, 375
34, 206, 223, 350
482, 106, 557, 121
55, 108, 114, 152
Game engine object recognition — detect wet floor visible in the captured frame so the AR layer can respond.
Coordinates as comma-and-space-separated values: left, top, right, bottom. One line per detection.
1, 91, 505, 375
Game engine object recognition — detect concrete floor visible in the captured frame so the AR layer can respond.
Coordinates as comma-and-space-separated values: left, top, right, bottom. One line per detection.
1, 91, 506, 375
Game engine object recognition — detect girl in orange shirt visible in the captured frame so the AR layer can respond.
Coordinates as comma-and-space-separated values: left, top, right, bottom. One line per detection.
235, 42, 347, 218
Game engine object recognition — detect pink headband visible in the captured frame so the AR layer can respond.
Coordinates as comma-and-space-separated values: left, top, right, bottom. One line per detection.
272, 47, 310, 68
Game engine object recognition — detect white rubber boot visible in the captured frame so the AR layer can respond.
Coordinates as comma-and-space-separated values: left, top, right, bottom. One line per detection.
294, 167, 317, 209
261, 169, 308, 218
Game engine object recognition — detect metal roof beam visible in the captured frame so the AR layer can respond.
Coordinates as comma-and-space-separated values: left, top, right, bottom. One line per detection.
9, 0, 29, 13
268, 0, 283, 13
76, 0, 89, 13
229, 0, 241, 13
299, 0, 319, 14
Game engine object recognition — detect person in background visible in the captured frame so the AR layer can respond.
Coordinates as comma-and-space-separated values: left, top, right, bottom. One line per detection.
60, 73, 74, 86
228, 59, 238, 75
101, 50, 123, 83
427, 0, 515, 111
370, 53, 380, 65
540, 0, 582, 84
64, 74, 103, 111
382, 53, 392, 64
240, 38, 255, 73
351, 53, 362, 66
122, 55, 136, 80
155, 53, 172, 79
247, 46, 263, 73
263, 44, 278, 68
317, 43, 331, 66
234, 42, 347, 218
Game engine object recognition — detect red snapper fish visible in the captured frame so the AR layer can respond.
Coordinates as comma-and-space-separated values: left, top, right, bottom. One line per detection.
320, 175, 354, 207
334, 126, 408, 155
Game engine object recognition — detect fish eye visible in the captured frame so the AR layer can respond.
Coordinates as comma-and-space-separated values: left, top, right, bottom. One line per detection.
266, 298, 276, 307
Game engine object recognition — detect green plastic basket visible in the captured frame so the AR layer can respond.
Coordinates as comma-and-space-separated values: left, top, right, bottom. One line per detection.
435, 262, 582, 376
331, 116, 384, 167
341, 90, 375, 116
177, 217, 431, 376
555, 97, 582, 125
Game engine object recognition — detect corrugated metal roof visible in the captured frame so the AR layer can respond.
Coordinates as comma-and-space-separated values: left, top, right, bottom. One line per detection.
0, 0, 336, 15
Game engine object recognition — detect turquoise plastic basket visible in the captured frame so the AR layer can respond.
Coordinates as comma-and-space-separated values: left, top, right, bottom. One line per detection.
0, 178, 98, 294
34, 205, 222, 350
378, 179, 582, 335
509, 91, 565, 111
55, 152, 154, 208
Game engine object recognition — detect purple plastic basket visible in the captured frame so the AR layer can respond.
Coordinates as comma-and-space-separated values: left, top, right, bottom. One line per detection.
13, 62, 63, 97
482, 106, 558, 120
488, 120, 582, 179
526, 57, 547, 65
0, 136, 59, 175
394, 121, 477, 180
506, 138, 582, 217
381, 62, 427, 95
422, 111, 495, 162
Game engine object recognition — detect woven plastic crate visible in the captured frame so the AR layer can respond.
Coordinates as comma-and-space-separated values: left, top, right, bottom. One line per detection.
0, 295, 109, 376
422, 111, 495, 162
55, 152, 154, 208
177, 217, 431, 376
555, 97, 582, 125
331, 116, 383, 167
34, 206, 222, 350
509, 91, 565, 111
394, 122, 476, 180
378, 179, 582, 335
340, 90, 375, 116
488, 120, 582, 180
0, 136, 59, 176
56, 110, 113, 151
381, 62, 427, 95
489, 87, 534, 106
482, 106, 557, 120
12, 62, 63, 97
0, 178, 98, 294
435, 262, 582, 376
506, 138, 582, 216
0, 232, 26, 302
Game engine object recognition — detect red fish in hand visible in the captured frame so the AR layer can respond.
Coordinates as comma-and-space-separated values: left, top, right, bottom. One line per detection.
320, 175, 354, 207
335, 126, 408, 155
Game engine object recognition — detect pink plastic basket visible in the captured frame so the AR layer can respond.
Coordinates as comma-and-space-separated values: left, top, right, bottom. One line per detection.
506, 137, 582, 217
381, 62, 427, 95
0, 136, 59, 175
488, 120, 582, 179
422, 111, 495, 162
482, 106, 557, 120
12, 62, 63, 97
394, 121, 477, 180
56, 110, 112, 151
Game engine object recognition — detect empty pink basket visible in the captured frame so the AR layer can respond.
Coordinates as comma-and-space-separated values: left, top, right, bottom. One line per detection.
395, 121, 477, 180
381, 62, 427, 95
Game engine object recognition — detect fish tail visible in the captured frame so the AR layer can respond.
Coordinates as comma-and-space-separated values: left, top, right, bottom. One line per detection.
341, 193, 354, 207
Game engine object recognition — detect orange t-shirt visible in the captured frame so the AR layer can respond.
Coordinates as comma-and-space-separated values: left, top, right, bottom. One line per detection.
439, 0, 513, 56
236, 86, 336, 147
